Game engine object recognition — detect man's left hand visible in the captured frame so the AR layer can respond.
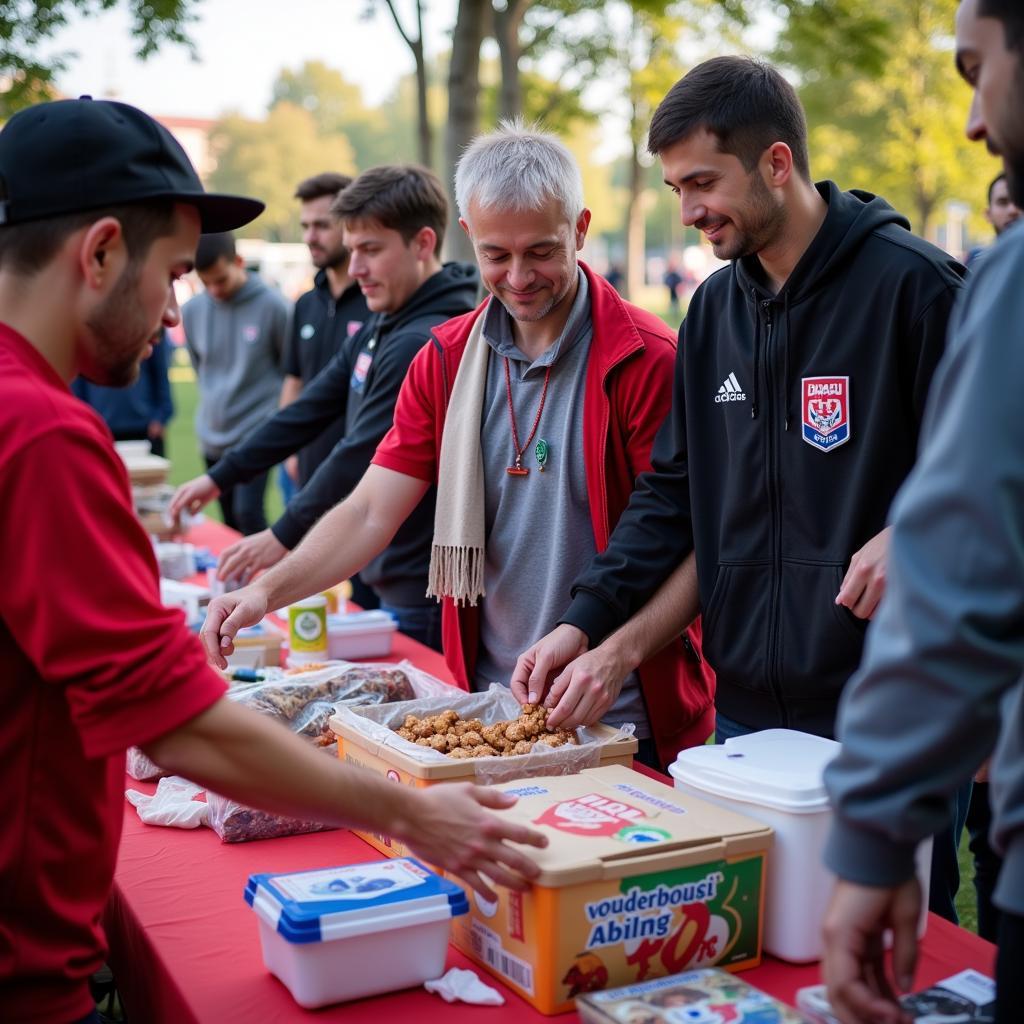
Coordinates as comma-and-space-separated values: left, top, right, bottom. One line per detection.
217, 529, 287, 582
543, 643, 631, 731
836, 526, 893, 619
822, 877, 920, 1024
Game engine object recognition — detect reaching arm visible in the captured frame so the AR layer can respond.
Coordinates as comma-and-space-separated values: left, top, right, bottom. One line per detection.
512, 552, 699, 730
143, 698, 547, 900
205, 349, 353, 493
201, 465, 429, 666
278, 373, 303, 408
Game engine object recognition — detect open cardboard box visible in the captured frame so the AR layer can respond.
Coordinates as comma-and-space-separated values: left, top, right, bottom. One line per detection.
330, 685, 638, 860
448, 765, 773, 1015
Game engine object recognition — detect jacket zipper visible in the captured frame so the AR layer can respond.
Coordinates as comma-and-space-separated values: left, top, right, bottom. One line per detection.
761, 299, 789, 726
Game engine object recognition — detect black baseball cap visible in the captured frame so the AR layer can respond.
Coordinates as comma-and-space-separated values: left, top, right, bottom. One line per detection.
0, 97, 264, 232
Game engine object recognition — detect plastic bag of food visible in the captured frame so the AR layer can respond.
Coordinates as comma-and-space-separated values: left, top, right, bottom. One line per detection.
206, 659, 453, 842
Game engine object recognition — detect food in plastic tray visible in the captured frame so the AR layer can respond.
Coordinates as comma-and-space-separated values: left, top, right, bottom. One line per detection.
395, 703, 578, 758
336, 684, 635, 785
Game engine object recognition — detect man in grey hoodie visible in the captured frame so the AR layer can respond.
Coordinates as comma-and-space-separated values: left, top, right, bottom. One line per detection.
822, 3, 1024, 1022
182, 232, 289, 534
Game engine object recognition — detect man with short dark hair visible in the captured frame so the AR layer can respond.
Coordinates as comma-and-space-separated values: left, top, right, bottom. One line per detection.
516, 55, 964, 909
280, 173, 368, 488
182, 231, 289, 534
967, 171, 1020, 266
822, 3, 1024, 1020
0, 98, 543, 1024
171, 165, 478, 648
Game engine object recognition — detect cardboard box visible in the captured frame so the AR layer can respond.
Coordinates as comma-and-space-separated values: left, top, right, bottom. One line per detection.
329, 687, 638, 860
448, 765, 772, 1015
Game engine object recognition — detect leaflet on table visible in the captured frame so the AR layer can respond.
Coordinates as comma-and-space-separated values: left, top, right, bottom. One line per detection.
796, 968, 996, 1024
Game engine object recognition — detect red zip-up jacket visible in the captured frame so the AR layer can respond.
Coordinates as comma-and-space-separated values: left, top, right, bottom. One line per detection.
373, 263, 715, 763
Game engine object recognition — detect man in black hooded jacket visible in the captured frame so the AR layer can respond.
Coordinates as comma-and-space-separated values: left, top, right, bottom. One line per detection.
171, 166, 478, 649
513, 56, 966, 918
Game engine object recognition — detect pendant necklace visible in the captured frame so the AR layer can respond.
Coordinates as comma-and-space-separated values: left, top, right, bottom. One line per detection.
504, 356, 551, 476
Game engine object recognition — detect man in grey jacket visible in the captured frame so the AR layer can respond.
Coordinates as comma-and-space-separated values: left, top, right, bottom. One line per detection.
182, 232, 289, 534
822, 2, 1024, 1021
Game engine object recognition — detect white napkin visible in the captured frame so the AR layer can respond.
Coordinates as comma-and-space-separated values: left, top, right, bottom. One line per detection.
424, 967, 505, 1005
126, 776, 209, 829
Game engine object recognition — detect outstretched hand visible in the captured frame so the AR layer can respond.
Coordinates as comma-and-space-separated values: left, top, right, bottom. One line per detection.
200, 587, 270, 669
402, 784, 548, 902
216, 529, 287, 582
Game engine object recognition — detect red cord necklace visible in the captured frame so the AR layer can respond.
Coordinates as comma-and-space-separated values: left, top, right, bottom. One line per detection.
504, 356, 551, 476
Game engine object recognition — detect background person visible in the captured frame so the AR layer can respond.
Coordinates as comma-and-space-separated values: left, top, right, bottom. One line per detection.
171, 166, 478, 649
280, 171, 376, 606
182, 231, 290, 535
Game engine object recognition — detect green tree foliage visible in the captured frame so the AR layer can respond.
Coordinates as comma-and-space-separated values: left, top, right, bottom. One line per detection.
207, 102, 356, 241
776, 0, 997, 239
0, 0, 198, 115
270, 59, 433, 169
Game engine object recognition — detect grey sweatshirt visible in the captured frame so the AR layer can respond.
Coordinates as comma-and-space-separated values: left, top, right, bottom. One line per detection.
823, 221, 1024, 916
182, 274, 289, 457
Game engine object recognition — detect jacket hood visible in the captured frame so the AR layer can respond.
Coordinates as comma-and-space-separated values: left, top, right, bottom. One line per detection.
735, 181, 910, 304
220, 272, 269, 306
376, 261, 479, 336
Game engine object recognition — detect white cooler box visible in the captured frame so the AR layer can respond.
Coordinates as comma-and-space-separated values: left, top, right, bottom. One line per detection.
245, 858, 468, 1008
669, 728, 932, 963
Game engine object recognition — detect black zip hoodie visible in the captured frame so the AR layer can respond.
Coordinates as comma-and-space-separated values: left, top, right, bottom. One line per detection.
209, 261, 479, 606
563, 182, 964, 736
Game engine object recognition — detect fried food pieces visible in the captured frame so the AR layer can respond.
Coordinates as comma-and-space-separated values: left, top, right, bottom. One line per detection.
395, 703, 578, 758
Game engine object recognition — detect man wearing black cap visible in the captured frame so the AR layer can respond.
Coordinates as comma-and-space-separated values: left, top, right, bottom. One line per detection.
0, 98, 544, 1024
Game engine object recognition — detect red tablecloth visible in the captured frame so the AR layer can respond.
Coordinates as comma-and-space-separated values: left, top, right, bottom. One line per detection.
105, 521, 995, 1021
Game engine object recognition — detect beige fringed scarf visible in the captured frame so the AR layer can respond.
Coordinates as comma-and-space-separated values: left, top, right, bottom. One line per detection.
426, 310, 490, 606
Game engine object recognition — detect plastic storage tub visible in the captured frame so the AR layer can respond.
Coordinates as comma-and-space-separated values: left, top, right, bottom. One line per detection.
327, 610, 397, 659
245, 858, 468, 1008
669, 729, 931, 963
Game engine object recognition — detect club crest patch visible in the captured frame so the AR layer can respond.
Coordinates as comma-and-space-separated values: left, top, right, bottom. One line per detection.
801, 376, 850, 452
350, 350, 373, 392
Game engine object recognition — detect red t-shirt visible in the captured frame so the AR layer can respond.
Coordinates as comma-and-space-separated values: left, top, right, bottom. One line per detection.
0, 324, 227, 1022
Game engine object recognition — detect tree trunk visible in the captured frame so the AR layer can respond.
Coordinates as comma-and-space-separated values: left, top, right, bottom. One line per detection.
493, 0, 527, 121
625, 131, 645, 303
383, 0, 434, 169
445, 0, 487, 262
413, 1, 433, 167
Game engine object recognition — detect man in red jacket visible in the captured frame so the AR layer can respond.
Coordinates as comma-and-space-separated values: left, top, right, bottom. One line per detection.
204, 122, 714, 769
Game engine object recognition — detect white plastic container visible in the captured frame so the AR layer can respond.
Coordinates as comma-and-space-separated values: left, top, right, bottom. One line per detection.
669, 729, 932, 963
327, 610, 398, 659
245, 858, 468, 1008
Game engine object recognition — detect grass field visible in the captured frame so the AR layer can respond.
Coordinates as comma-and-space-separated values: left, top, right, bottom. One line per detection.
164, 342, 980, 935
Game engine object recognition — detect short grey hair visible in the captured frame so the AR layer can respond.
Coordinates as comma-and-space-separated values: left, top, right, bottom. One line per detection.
455, 119, 584, 225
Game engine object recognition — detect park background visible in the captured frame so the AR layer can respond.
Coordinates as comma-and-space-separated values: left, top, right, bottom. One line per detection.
1, 0, 990, 931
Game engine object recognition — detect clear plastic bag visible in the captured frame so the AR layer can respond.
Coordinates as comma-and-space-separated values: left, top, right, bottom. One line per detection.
205, 660, 451, 842
332, 683, 636, 786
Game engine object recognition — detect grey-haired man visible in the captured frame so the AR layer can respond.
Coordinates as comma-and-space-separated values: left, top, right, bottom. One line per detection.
200, 121, 714, 771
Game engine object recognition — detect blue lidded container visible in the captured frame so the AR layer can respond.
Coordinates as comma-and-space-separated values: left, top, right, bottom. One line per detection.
245, 858, 468, 1007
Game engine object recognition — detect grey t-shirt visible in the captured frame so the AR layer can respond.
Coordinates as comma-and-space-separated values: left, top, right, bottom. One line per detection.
472, 271, 649, 737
